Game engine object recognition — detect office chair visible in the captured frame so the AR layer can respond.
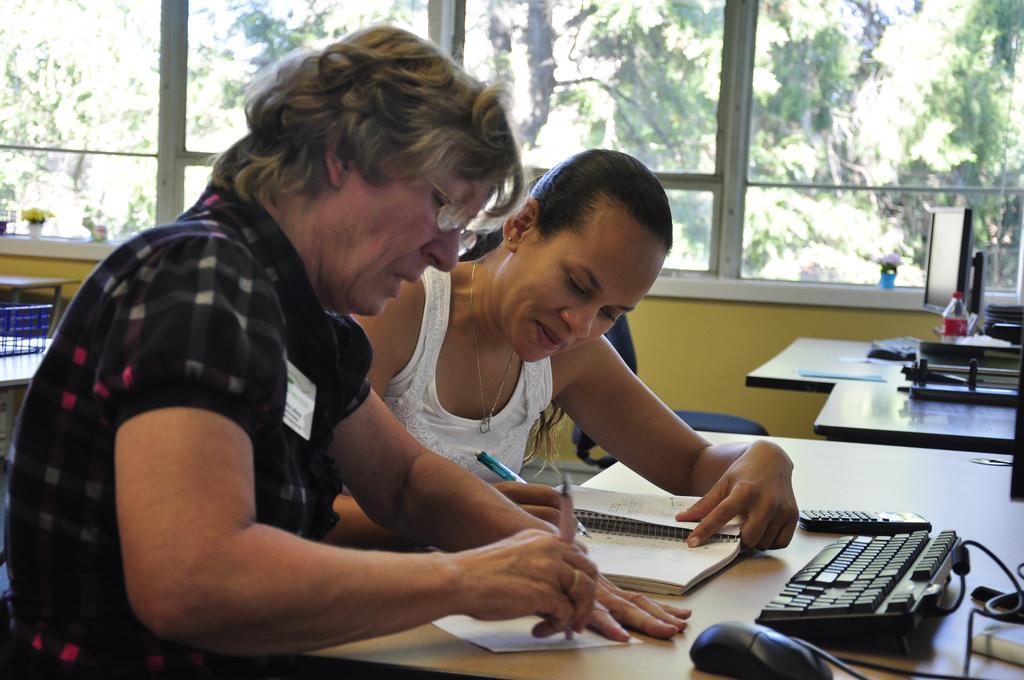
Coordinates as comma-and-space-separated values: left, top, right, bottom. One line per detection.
573, 315, 769, 468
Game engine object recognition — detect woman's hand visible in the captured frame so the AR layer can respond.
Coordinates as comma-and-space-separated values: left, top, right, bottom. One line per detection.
493, 481, 563, 525
450, 529, 598, 637
585, 575, 691, 641
675, 440, 798, 550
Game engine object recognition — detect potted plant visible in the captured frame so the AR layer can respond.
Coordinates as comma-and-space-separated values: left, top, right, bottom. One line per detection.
82, 211, 110, 242
875, 252, 902, 289
22, 207, 54, 239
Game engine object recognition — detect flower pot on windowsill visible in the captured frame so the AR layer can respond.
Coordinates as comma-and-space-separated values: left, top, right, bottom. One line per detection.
879, 271, 896, 289
27, 222, 45, 239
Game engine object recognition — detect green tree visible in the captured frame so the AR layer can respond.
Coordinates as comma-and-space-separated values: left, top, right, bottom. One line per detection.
0, 0, 159, 237
745, 0, 1024, 289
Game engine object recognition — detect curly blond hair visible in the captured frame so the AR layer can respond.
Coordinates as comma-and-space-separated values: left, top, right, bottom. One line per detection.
212, 25, 523, 214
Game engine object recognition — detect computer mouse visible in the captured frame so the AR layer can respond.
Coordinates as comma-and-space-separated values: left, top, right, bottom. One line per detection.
689, 621, 832, 680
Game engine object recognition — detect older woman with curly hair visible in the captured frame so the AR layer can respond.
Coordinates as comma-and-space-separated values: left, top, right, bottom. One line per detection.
2, 26, 683, 678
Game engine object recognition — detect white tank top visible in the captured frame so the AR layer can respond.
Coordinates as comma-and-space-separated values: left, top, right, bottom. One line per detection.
383, 268, 553, 481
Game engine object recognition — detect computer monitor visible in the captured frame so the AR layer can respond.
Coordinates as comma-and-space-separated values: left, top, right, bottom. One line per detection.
923, 207, 973, 314
968, 250, 986, 321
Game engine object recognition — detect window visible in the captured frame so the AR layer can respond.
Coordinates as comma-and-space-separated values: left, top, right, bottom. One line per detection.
463, 0, 726, 272
2, 1, 1022, 306
745, 0, 1024, 292
186, 1, 428, 154
179, 1, 429, 217
0, 1, 160, 239
0, 1, 428, 240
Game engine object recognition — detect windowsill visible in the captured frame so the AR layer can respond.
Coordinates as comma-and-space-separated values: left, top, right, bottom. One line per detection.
0, 235, 117, 260
648, 271, 1019, 311
0, 237, 1017, 311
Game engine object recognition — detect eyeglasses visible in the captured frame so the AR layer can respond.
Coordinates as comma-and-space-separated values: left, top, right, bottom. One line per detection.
428, 180, 478, 255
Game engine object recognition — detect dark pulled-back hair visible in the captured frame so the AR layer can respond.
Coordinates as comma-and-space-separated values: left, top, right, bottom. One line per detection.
473, 149, 672, 467
530, 149, 672, 251
212, 25, 523, 214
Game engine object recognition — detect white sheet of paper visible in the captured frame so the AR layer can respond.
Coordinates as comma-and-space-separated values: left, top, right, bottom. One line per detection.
432, 616, 641, 653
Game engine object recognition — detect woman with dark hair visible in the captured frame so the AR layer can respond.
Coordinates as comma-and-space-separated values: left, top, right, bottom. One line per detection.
341, 149, 798, 560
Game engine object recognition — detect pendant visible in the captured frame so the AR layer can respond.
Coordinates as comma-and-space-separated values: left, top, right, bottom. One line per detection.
480, 416, 491, 433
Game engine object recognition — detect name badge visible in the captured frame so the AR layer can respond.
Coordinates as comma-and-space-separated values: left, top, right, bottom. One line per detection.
284, 359, 316, 440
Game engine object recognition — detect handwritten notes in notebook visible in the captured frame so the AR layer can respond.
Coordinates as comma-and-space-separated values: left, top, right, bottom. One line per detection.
572, 487, 743, 595
571, 487, 741, 534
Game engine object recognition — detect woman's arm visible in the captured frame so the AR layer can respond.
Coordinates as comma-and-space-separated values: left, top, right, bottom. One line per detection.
552, 337, 797, 549
115, 406, 598, 654
324, 494, 419, 550
331, 392, 558, 550
333, 392, 690, 640
325, 280, 429, 550
353, 279, 426, 394
324, 482, 564, 550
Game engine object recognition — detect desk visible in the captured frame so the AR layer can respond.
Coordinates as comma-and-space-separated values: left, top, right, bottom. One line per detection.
0, 275, 78, 330
815, 381, 1016, 453
0, 345, 46, 390
304, 433, 1023, 679
749, 337, 1017, 453
0, 342, 48, 456
746, 338, 905, 392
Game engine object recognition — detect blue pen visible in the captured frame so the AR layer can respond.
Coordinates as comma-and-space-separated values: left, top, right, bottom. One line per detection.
476, 450, 527, 483
476, 451, 590, 537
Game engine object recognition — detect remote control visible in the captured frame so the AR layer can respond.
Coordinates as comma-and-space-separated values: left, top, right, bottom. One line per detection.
798, 509, 931, 535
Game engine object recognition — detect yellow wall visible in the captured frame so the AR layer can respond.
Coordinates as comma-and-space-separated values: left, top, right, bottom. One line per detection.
0, 256, 97, 416
0, 255, 94, 302
627, 296, 936, 439
554, 295, 938, 464
3, 254, 938, 450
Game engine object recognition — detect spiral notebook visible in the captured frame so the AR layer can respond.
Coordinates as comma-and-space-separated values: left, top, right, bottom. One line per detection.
572, 487, 743, 596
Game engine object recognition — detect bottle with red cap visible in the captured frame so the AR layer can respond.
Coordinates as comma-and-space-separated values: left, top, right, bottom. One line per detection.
941, 291, 968, 343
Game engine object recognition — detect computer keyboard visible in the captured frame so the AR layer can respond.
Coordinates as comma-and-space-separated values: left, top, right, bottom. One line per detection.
756, 530, 959, 637
869, 336, 919, 360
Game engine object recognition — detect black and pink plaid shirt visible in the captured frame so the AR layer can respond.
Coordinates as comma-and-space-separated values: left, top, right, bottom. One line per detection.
3, 187, 371, 677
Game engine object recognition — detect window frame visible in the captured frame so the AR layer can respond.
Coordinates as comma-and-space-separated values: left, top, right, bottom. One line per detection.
4, 0, 1020, 311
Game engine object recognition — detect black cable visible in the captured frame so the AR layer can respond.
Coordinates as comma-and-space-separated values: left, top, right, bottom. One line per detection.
974, 554, 1023, 619
962, 606, 1020, 680
801, 637, 999, 680
835, 655, 1000, 680
789, 637, 870, 680
958, 540, 1024, 677
934, 572, 967, 617
804, 543, 1022, 680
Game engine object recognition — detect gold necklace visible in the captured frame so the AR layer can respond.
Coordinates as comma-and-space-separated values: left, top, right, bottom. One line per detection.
469, 260, 516, 433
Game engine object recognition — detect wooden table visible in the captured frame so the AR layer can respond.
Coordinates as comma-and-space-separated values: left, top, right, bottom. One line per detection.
0, 275, 79, 332
302, 433, 1024, 679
